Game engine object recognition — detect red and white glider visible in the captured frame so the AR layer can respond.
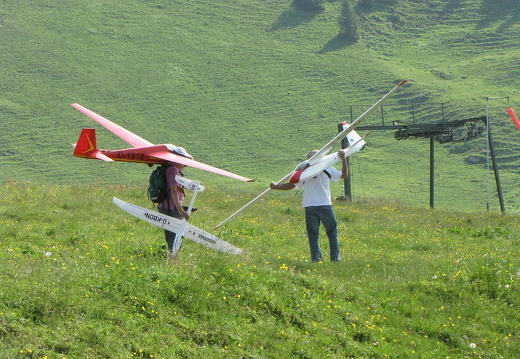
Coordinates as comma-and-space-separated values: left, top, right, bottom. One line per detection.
71, 103, 253, 182
213, 80, 407, 229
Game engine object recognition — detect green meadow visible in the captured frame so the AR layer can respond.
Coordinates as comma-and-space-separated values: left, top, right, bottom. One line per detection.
1, 182, 519, 358
1, 0, 520, 357
1, 0, 520, 211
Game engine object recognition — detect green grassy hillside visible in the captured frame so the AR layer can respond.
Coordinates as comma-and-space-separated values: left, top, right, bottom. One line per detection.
1, 183, 518, 358
1, 0, 519, 212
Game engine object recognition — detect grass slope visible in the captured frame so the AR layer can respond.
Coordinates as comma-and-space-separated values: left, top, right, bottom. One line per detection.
0, 182, 519, 358
0, 0, 519, 212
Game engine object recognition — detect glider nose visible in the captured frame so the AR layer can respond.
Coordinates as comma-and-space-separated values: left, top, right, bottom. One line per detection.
289, 171, 302, 184
289, 161, 310, 184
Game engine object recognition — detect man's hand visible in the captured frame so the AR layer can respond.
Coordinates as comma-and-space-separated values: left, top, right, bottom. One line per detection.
179, 209, 190, 220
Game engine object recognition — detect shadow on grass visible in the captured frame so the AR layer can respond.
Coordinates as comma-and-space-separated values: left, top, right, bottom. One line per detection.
270, 8, 321, 30
477, 0, 520, 31
318, 35, 357, 54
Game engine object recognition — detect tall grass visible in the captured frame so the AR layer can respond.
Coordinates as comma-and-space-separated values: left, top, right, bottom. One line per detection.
1, 182, 518, 358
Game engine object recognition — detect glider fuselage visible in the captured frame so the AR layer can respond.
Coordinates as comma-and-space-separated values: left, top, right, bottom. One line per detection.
289, 130, 367, 184
75, 143, 175, 165
289, 152, 340, 184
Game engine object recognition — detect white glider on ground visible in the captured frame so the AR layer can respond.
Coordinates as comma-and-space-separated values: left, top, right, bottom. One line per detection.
113, 176, 241, 255
114, 197, 242, 255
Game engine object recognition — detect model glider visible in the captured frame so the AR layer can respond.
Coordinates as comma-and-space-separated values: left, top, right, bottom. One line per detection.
213, 80, 407, 229
113, 196, 242, 255
71, 103, 252, 182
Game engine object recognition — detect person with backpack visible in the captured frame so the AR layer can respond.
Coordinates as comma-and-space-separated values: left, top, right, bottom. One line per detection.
156, 147, 193, 254
269, 149, 348, 262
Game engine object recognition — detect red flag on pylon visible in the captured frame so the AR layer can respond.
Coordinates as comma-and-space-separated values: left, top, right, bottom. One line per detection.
507, 107, 520, 131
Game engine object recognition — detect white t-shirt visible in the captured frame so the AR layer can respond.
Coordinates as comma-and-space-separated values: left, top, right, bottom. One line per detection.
296, 166, 342, 207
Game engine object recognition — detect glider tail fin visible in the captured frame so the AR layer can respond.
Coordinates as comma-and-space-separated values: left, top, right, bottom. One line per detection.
73, 128, 113, 162
341, 121, 366, 153
74, 128, 97, 155
345, 128, 362, 145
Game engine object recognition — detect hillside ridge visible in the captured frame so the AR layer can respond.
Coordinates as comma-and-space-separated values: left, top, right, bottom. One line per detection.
1, 0, 519, 212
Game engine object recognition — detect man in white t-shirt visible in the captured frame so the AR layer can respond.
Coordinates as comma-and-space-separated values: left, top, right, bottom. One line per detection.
270, 149, 348, 262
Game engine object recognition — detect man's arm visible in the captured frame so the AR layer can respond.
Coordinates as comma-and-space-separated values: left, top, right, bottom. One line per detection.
339, 149, 349, 179
171, 188, 189, 220
270, 182, 296, 191
168, 167, 190, 220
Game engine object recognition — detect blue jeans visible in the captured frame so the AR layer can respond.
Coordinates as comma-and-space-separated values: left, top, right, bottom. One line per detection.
305, 205, 341, 262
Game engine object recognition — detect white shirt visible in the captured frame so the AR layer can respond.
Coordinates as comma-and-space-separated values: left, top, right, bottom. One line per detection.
296, 166, 342, 207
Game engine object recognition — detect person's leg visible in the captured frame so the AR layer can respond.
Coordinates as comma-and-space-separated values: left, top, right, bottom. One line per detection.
158, 208, 180, 253
318, 205, 341, 262
305, 207, 322, 262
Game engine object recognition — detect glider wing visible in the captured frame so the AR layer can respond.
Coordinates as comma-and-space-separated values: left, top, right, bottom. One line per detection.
145, 149, 253, 182
213, 171, 292, 229
307, 80, 407, 163
72, 103, 153, 148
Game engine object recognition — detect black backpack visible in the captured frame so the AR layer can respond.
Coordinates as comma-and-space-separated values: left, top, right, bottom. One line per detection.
148, 165, 169, 203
